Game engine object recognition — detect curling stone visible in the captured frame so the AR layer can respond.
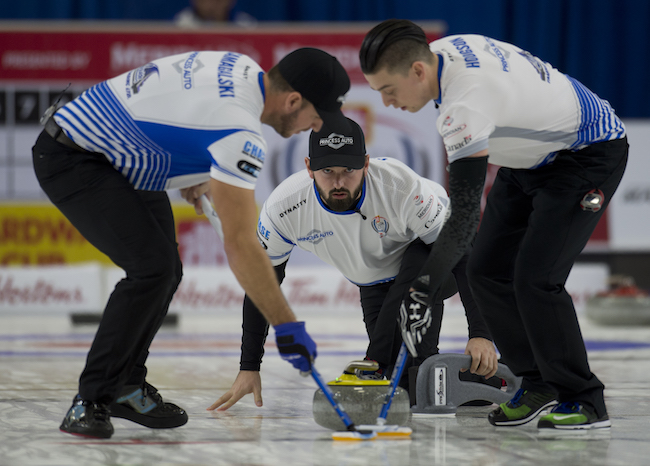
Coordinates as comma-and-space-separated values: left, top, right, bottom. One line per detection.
412, 353, 522, 415
585, 281, 650, 326
312, 361, 410, 431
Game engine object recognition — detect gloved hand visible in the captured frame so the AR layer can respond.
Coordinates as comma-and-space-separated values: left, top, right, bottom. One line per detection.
274, 321, 317, 372
399, 290, 432, 357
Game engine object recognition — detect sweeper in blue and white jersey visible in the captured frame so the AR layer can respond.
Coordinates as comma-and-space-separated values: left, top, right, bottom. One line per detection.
33, 47, 349, 439
360, 19, 628, 431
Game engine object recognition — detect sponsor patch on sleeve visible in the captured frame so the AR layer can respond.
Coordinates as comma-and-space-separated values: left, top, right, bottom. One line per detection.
242, 140, 266, 163
238, 160, 261, 178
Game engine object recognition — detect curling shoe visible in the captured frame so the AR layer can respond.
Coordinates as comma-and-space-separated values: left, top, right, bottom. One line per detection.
60, 395, 114, 439
538, 402, 611, 430
489, 388, 557, 426
109, 382, 188, 429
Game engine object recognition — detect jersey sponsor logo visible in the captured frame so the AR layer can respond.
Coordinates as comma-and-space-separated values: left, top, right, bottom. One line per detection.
279, 199, 307, 217
443, 50, 455, 63
416, 196, 434, 219
125, 63, 159, 98
518, 50, 550, 83
257, 219, 271, 240
297, 229, 333, 244
237, 160, 261, 178
172, 52, 204, 90
443, 116, 454, 127
413, 194, 424, 205
449, 37, 480, 68
445, 135, 472, 153
441, 124, 467, 140
483, 37, 510, 72
242, 141, 266, 163
217, 52, 241, 98
371, 216, 389, 238
319, 133, 354, 150
425, 202, 444, 228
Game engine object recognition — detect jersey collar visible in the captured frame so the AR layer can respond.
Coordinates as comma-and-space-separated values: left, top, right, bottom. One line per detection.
434, 53, 444, 106
258, 71, 266, 101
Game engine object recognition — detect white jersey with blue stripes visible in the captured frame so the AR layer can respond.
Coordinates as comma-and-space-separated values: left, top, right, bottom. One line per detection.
430, 35, 626, 169
257, 158, 449, 286
54, 51, 266, 190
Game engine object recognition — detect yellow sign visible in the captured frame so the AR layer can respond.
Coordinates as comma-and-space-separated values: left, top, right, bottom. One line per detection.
0, 201, 205, 266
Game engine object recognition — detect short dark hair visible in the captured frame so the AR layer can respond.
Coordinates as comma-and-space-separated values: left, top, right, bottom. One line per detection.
360, 19, 433, 75
266, 65, 294, 93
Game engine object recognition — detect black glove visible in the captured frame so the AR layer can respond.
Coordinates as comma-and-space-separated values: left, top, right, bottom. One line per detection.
399, 290, 432, 357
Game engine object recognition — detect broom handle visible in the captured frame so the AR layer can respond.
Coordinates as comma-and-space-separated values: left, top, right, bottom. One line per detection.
378, 342, 409, 422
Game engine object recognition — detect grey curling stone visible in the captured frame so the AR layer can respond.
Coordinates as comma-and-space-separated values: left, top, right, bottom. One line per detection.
412, 353, 522, 415
312, 361, 410, 431
586, 295, 650, 325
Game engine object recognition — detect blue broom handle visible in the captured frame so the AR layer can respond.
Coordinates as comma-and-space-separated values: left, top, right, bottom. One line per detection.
310, 366, 356, 430
378, 342, 409, 420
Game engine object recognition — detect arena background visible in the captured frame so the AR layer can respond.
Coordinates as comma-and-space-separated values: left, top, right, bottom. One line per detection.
1, 1, 649, 315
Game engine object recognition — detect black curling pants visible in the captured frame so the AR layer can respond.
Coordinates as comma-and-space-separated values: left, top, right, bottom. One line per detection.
466, 138, 628, 418
360, 239, 457, 376
33, 131, 183, 405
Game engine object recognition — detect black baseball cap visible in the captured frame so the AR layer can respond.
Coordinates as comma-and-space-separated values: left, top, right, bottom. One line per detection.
277, 48, 350, 130
309, 117, 366, 171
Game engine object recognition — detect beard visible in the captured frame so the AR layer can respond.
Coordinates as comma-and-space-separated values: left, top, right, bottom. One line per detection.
315, 175, 365, 212
268, 107, 301, 138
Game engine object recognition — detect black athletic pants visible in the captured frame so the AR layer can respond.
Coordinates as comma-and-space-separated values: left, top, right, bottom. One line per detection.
467, 138, 628, 418
33, 131, 183, 405
359, 239, 457, 377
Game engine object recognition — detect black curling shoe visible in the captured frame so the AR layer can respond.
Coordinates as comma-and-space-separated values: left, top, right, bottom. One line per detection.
109, 382, 188, 429
60, 395, 114, 439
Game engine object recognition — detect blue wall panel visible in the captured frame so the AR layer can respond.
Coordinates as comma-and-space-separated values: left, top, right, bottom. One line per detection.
2, 0, 648, 117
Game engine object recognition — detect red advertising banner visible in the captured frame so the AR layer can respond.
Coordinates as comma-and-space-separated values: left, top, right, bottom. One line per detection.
0, 23, 445, 84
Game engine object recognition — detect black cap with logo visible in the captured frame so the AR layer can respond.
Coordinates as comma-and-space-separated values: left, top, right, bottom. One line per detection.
277, 48, 350, 130
309, 117, 366, 171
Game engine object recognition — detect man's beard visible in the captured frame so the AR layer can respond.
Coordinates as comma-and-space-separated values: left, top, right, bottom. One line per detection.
315, 175, 365, 212
269, 107, 300, 138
